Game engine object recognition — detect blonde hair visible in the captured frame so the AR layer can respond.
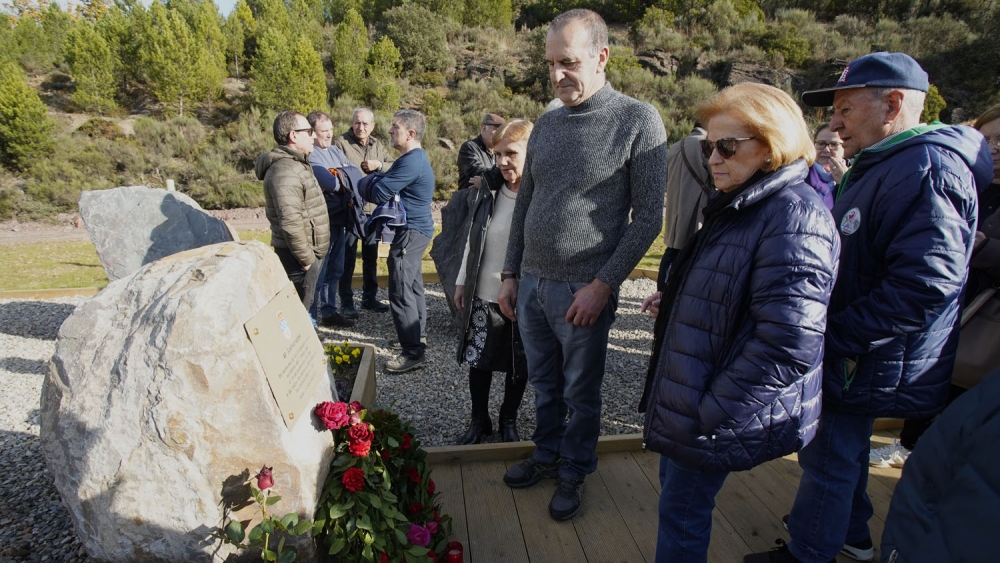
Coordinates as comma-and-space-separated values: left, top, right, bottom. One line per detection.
494, 119, 533, 146
696, 83, 816, 171
974, 102, 1000, 130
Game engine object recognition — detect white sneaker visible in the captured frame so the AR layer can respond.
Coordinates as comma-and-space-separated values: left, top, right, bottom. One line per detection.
869, 440, 911, 468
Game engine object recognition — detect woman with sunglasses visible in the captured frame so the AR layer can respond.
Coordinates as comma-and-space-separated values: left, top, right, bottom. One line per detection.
638, 82, 840, 563
805, 123, 847, 210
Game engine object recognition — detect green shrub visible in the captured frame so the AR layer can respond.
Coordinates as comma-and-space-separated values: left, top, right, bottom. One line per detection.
75, 118, 125, 140
0, 60, 55, 171
750, 22, 811, 68
922, 84, 947, 123
133, 116, 207, 160
381, 4, 453, 74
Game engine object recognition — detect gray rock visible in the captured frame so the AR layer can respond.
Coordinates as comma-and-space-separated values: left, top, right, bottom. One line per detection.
40, 241, 335, 563
437, 137, 456, 151
79, 186, 235, 281
637, 49, 681, 76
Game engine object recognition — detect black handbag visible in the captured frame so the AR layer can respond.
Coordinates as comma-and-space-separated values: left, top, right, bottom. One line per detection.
952, 287, 1000, 389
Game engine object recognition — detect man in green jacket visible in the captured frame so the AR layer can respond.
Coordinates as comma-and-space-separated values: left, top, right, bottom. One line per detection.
255, 111, 331, 314
334, 107, 395, 318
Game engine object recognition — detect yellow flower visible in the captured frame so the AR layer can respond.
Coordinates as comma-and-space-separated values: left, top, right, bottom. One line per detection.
335, 356, 343, 365
352, 348, 361, 357
334, 346, 343, 354
343, 341, 349, 349
342, 354, 350, 363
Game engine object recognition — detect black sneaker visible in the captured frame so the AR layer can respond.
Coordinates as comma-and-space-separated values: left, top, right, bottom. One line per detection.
781, 515, 873, 561
503, 458, 561, 488
744, 539, 835, 563
341, 304, 359, 320
320, 312, 356, 328
361, 299, 389, 312
548, 478, 584, 521
387, 337, 427, 351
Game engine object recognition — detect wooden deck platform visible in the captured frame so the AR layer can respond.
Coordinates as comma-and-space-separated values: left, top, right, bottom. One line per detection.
426, 430, 904, 563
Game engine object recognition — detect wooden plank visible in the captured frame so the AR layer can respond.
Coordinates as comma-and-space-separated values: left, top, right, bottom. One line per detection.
714, 472, 789, 553
572, 469, 647, 562
429, 463, 468, 552
505, 463, 588, 563
595, 451, 660, 562
707, 507, 753, 563
424, 434, 644, 465
462, 461, 530, 563
632, 450, 662, 494
873, 418, 904, 430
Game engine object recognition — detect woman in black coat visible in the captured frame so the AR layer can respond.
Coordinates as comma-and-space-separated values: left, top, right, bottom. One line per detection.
453, 120, 533, 444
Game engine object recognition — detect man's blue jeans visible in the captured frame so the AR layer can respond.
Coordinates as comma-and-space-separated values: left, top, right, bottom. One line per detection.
788, 409, 875, 563
656, 457, 729, 563
313, 226, 346, 320
516, 272, 617, 480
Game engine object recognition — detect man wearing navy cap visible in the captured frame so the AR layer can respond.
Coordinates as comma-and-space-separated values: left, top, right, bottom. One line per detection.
745, 52, 993, 563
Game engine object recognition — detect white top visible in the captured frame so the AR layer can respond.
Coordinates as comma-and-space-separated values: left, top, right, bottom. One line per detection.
457, 185, 518, 302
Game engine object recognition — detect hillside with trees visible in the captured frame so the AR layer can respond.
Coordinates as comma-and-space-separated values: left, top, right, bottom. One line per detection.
0, 0, 997, 220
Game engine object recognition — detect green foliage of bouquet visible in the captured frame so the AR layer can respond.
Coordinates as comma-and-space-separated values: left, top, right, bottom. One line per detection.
313, 401, 452, 563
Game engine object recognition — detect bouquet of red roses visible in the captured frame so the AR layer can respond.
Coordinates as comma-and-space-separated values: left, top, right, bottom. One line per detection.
313, 401, 452, 563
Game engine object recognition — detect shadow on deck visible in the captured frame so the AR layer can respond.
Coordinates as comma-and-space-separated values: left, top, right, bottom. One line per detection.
425, 429, 903, 563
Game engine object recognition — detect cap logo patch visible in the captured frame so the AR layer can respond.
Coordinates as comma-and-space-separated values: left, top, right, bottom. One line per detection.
837, 65, 850, 84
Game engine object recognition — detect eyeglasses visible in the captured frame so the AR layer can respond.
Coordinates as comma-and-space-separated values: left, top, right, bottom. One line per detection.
292, 127, 314, 135
483, 123, 502, 129
815, 141, 843, 151
700, 137, 756, 159
986, 136, 1000, 150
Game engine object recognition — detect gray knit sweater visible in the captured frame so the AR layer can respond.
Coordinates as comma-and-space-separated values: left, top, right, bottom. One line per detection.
503, 83, 668, 288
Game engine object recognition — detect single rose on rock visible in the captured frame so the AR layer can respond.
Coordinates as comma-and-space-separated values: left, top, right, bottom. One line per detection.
342, 467, 366, 492
315, 401, 350, 430
407, 467, 421, 483
426, 521, 438, 535
256, 465, 274, 490
407, 524, 431, 547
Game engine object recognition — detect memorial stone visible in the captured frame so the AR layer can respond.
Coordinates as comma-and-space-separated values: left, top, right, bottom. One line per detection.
40, 241, 334, 562
79, 186, 235, 281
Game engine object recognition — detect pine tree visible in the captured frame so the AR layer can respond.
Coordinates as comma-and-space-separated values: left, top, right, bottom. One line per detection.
143, 1, 223, 116
250, 29, 326, 113
222, 0, 254, 78
168, 0, 228, 80
97, 0, 150, 93
331, 8, 367, 100
77, 0, 109, 23
0, 59, 55, 170
64, 21, 117, 114
365, 35, 400, 112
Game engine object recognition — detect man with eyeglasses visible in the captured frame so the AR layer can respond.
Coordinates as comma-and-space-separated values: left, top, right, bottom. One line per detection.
255, 111, 331, 313
458, 113, 505, 190
744, 52, 993, 563
334, 107, 395, 318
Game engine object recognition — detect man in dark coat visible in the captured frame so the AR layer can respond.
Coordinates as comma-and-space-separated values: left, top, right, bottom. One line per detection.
745, 52, 993, 563
457, 114, 504, 190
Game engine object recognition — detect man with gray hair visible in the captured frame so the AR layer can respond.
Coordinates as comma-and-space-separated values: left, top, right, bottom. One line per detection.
457, 113, 505, 190
497, 8, 667, 521
363, 110, 435, 373
334, 107, 395, 318
255, 111, 331, 313
745, 52, 992, 563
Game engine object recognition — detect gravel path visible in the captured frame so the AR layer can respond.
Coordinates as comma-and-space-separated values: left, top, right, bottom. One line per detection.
0, 278, 657, 561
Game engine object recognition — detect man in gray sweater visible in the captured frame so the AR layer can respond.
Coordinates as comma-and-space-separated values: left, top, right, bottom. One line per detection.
498, 8, 668, 520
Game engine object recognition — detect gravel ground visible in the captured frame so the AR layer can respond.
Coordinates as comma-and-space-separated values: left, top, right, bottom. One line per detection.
0, 278, 657, 561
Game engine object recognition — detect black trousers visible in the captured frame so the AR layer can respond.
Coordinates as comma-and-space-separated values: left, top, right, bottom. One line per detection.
339, 229, 380, 305
274, 246, 323, 314
899, 384, 967, 450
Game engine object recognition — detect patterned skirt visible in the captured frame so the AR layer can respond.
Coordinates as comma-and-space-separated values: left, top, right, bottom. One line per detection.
462, 297, 514, 372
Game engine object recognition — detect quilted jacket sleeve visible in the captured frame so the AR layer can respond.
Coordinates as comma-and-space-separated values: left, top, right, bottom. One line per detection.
825, 165, 974, 358
269, 161, 315, 267
699, 198, 840, 434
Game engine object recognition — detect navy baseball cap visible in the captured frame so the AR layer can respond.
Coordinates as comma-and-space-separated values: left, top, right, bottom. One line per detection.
802, 52, 929, 107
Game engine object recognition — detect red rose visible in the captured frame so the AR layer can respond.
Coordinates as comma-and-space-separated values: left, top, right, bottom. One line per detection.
409, 502, 423, 515
433, 510, 441, 522
407, 467, 421, 483
402, 433, 412, 450
314, 401, 350, 430
381, 450, 391, 461
349, 401, 365, 413
342, 467, 366, 492
348, 423, 375, 457
427, 479, 435, 495
255, 465, 274, 490
380, 554, 388, 563
426, 521, 439, 535
428, 549, 438, 563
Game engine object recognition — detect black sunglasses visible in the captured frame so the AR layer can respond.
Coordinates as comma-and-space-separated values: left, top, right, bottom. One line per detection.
700, 137, 756, 159
292, 127, 314, 134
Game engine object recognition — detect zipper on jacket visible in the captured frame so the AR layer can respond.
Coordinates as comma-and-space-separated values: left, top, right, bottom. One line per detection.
843, 356, 859, 391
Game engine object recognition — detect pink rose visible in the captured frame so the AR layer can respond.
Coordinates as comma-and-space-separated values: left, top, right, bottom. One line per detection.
255, 465, 274, 490
349, 411, 362, 425
425, 521, 438, 535
406, 524, 431, 547
349, 401, 365, 413
314, 402, 350, 430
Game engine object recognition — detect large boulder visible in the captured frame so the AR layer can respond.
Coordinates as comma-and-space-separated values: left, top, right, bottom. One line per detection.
40, 240, 335, 562
79, 186, 235, 281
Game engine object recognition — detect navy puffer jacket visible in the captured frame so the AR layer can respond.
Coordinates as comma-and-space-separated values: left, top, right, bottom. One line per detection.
643, 160, 840, 472
823, 125, 992, 418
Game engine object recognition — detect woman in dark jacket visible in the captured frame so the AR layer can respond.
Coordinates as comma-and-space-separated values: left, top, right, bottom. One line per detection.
453, 120, 533, 444
639, 83, 840, 563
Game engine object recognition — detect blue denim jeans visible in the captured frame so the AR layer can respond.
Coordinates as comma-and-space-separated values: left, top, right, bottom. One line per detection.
516, 272, 618, 480
313, 226, 346, 320
788, 409, 875, 563
656, 457, 729, 563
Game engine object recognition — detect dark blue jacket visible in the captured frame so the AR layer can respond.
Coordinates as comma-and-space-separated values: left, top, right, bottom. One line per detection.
643, 160, 840, 472
366, 148, 435, 238
824, 125, 992, 418
880, 370, 1000, 563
